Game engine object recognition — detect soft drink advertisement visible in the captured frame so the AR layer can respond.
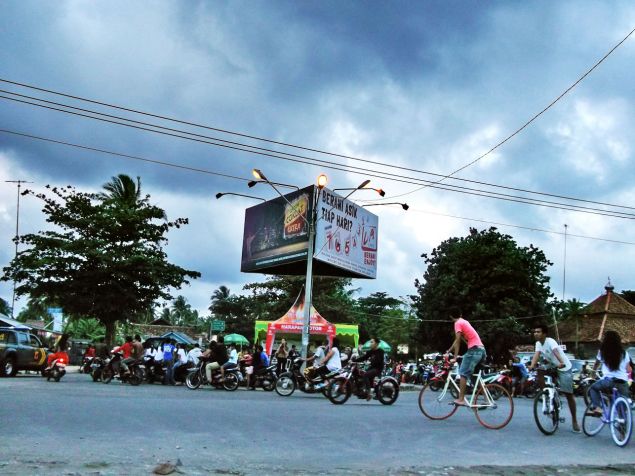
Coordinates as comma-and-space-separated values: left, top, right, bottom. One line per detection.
314, 188, 378, 279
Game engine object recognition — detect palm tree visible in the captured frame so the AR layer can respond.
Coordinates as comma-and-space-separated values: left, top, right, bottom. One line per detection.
99, 174, 142, 207
209, 286, 232, 319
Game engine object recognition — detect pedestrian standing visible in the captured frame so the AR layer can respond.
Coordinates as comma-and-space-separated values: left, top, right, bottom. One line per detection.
275, 339, 289, 375
162, 339, 176, 385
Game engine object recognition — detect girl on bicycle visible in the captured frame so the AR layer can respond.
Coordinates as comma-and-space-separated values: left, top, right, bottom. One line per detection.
588, 330, 631, 416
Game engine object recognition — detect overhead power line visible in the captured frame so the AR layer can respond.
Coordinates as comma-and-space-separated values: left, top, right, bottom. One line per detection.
1, 127, 634, 249
1, 50, 634, 213
1, 93, 634, 220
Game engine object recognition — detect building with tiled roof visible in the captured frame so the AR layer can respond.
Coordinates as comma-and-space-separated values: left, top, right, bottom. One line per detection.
558, 282, 635, 358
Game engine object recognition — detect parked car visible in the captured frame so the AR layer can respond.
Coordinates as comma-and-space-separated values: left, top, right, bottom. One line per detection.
0, 327, 48, 377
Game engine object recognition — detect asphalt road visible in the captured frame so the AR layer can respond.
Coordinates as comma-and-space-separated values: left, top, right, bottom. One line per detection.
1, 371, 634, 475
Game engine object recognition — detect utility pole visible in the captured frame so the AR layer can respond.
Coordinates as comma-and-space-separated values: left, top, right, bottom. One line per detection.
5, 180, 32, 318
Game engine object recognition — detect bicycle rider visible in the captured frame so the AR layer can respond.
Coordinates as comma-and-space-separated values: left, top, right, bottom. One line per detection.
527, 324, 580, 433
445, 312, 486, 406
588, 330, 631, 416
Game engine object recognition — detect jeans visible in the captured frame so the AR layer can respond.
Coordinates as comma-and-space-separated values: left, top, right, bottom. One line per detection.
164, 360, 175, 385
589, 377, 629, 409
459, 347, 486, 378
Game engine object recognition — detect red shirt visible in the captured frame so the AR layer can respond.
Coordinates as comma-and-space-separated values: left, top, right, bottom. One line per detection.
84, 347, 96, 358
120, 342, 133, 359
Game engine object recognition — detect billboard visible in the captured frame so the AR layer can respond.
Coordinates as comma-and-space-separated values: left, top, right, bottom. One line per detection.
241, 186, 313, 273
314, 188, 378, 279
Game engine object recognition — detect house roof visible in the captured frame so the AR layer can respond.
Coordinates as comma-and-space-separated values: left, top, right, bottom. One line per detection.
160, 331, 197, 345
0, 314, 32, 329
559, 284, 635, 343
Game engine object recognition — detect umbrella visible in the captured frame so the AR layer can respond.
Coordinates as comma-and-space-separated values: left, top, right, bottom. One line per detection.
361, 339, 392, 352
223, 333, 249, 345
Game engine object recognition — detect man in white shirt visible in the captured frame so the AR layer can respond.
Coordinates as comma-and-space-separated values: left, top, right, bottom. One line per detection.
186, 343, 203, 366
220, 343, 239, 381
528, 324, 580, 433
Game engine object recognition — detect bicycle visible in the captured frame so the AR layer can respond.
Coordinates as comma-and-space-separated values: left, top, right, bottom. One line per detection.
582, 384, 633, 447
418, 357, 514, 430
532, 369, 565, 435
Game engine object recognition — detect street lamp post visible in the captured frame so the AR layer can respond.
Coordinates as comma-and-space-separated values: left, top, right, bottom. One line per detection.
251, 170, 371, 362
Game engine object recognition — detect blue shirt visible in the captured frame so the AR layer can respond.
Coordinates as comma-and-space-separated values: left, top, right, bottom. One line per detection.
512, 362, 528, 378
162, 344, 175, 361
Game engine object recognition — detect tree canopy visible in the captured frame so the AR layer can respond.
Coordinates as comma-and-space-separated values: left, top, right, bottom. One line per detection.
1, 176, 200, 346
414, 227, 553, 361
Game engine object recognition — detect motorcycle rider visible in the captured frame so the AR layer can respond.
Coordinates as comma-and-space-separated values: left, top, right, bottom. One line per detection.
315, 338, 342, 386
305, 340, 328, 381
118, 336, 135, 375
203, 340, 227, 385
220, 343, 238, 381
354, 337, 385, 400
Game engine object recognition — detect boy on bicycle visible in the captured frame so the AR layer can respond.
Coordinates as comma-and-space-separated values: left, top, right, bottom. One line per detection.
446, 312, 486, 406
528, 324, 580, 433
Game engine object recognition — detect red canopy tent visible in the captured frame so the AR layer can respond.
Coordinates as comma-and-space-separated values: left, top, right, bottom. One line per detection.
264, 288, 336, 355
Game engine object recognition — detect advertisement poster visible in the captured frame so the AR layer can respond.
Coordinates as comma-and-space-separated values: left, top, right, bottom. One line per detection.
241, 186, 314, 273
314, 188, 378, 279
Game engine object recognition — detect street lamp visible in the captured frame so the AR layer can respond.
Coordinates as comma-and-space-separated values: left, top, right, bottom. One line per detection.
362, 202, 409, 211
334, 186, 385, 197
215, 192, 266, 202
248, 180, 299, 190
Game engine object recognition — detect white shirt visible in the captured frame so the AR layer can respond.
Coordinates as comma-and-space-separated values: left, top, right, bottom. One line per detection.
187, 347, 203, 365
145, 348, 156, 357
324, 347, 342, 372
154, 348, 164, 362
228, 348, 238, 365
597, 351, 630, 381
535, 337, 571, 372
312, 346, 326, 368
176, 348, 187, 364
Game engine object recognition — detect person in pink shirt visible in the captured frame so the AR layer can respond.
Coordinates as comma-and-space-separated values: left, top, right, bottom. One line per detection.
446, 312, 486, 406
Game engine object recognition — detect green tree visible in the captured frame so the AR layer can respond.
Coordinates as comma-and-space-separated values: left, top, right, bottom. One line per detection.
621, 290, 635, 307
63, 317, 104, 342
170, 295, 199, 327
1, 177, 200, 346
0, 297, 12, 316
354, 292, 402, 342
414, 227, 553, 361
16, 296, 53, 324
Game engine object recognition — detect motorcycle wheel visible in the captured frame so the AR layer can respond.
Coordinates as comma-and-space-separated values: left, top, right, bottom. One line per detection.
377, 379, 399, 405
102, 367, 114, 384
128, 370, 142, 386
91, 369, 102, 382
262, 376, 275, 392
186, 371, 202, 390
326, 378, 351, 405
53, 369, 62, 382
223, 373, 239, 391
275, 373, 296, 397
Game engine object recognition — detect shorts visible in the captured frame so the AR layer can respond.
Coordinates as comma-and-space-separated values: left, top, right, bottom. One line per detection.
245, 366, 253, 375
555, 368, 573, 394
459, 347, 486, 378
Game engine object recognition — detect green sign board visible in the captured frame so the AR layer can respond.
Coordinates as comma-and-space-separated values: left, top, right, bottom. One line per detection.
211, 320, 225, 332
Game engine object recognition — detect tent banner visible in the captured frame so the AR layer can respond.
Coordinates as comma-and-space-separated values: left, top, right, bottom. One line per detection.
241, 186, 314, 272
314, 188, 378, 279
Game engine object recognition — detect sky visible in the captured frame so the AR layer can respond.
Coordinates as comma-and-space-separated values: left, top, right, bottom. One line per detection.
1, 1, 634, 318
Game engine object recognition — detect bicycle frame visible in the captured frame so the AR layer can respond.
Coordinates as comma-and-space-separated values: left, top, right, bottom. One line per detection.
441, 366, 496, 409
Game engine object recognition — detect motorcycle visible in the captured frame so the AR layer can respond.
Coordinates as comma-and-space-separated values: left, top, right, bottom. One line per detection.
78, 356, 94, 374
250, 364, 277, 391
275, 358, 335, 397
101, 352, 144, 386
90, 357, 106, 382
326, 362, 400, 405
43, 351, 69, 382
185, 359, 240, 391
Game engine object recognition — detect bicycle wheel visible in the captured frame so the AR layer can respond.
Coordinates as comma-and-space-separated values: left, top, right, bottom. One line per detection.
582, 401, 606, 436
418, 384, 458, 420
610, 397, 632, 447
474, 383, 514, 429
533, 389, 559, 435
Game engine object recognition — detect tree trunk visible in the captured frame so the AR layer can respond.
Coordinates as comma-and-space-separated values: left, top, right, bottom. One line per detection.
104, 319, 117, 348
